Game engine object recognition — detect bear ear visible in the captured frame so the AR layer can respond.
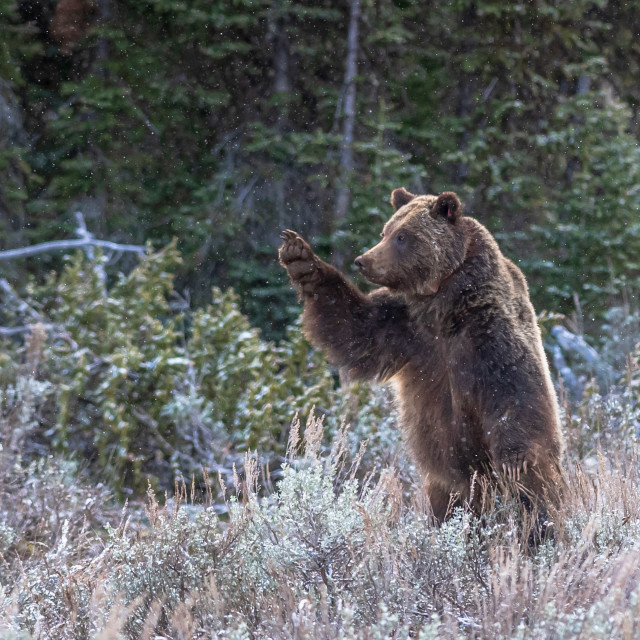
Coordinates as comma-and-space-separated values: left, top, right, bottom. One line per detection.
391, 187, 417, 211
433, 191, 464, 223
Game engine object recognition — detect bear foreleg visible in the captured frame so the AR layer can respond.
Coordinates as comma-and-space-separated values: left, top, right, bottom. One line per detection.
279, 230, 413, 381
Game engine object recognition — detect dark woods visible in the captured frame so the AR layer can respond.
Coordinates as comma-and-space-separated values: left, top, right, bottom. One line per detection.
1, 0, 640, 336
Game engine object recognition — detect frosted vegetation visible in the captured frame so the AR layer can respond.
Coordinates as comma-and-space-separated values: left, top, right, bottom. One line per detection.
1, 249, 640, 638
3, 0, 640, 636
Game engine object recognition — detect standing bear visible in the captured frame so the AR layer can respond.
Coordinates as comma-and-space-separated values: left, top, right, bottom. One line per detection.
279, 188, 565, 522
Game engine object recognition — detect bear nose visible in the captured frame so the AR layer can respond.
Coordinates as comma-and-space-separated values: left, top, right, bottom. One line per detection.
354, 256, 364, 269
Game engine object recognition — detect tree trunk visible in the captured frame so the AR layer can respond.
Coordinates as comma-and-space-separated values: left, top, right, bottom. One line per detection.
333, 0, 360, 270
0, 77, 28, 247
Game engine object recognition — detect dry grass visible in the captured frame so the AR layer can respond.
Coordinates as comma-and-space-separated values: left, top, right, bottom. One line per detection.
2, 380, 640, 639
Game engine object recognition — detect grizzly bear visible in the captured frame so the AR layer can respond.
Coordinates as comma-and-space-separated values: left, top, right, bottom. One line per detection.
279, 188, 565, 524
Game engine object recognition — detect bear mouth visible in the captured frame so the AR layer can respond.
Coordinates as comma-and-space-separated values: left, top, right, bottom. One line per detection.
355, 261, 440, 296
355, 263, 392, 287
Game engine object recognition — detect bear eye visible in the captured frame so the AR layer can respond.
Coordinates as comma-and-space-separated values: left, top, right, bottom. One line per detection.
396, 233, 406, 244
380, 231, 385, 238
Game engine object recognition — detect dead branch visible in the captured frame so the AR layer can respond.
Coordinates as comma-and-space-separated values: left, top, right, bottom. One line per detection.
0, 278, 42, 321
0, 324, 54, 337
0, 237, 146, 261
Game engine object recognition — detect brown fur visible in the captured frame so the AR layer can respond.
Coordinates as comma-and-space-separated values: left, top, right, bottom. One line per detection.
278, 190, 565, 523
50, 0, 97, 55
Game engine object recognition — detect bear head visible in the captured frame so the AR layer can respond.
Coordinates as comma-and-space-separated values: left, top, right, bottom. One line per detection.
354, 188, 467, 296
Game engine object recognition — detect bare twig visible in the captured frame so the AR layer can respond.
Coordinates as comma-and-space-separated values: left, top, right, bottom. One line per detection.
0, 238, 146, 261
0, 278, 42, 320
0, 324, 54, 337
74, 211, 93, 255
0, 216, 144, 335
74, 211, 108, 295
482, 76, 498, 102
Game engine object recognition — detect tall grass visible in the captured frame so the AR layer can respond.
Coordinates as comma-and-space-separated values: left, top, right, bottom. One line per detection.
3, 380, 640, 639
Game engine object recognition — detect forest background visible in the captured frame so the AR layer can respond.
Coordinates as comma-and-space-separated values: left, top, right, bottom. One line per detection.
2, 0, 640, 334
3, 1, 640, 638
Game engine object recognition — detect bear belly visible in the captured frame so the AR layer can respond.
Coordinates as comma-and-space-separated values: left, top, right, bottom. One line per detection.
392, 363, 489, 494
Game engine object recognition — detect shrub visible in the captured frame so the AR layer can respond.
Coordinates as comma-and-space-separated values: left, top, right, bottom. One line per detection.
4, 406, 640, 638
0, 247, 390, 493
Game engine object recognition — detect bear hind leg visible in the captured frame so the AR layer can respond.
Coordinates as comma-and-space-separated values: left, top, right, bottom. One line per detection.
426, 484, 461, 523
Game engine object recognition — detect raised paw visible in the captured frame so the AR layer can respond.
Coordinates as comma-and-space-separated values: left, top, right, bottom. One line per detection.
278, 229, 321, 287
279, 230, 314, 264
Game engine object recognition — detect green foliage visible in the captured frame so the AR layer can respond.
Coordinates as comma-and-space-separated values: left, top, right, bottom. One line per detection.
35, 244, 185, 490
1, 247, 351, 492
4, 0, 640, 333
189, 292, 337, 452
6, 405, 640, 637
0, 0, 39, 83
528, 92, 640, 314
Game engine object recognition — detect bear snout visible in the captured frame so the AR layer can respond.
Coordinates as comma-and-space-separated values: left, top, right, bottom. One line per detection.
354, 246, 395, 284
354, 252, 390, 286
354, 254, 374, 278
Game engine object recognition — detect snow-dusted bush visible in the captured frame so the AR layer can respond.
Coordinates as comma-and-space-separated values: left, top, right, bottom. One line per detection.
4, 412, 640, 639
0, 247, 395, 493
4, 247, 640, 638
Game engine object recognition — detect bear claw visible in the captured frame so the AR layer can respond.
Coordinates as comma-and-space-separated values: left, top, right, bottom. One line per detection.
280, 229, 299, 241
279, 230, 315, 265
278, 230, 321, 291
